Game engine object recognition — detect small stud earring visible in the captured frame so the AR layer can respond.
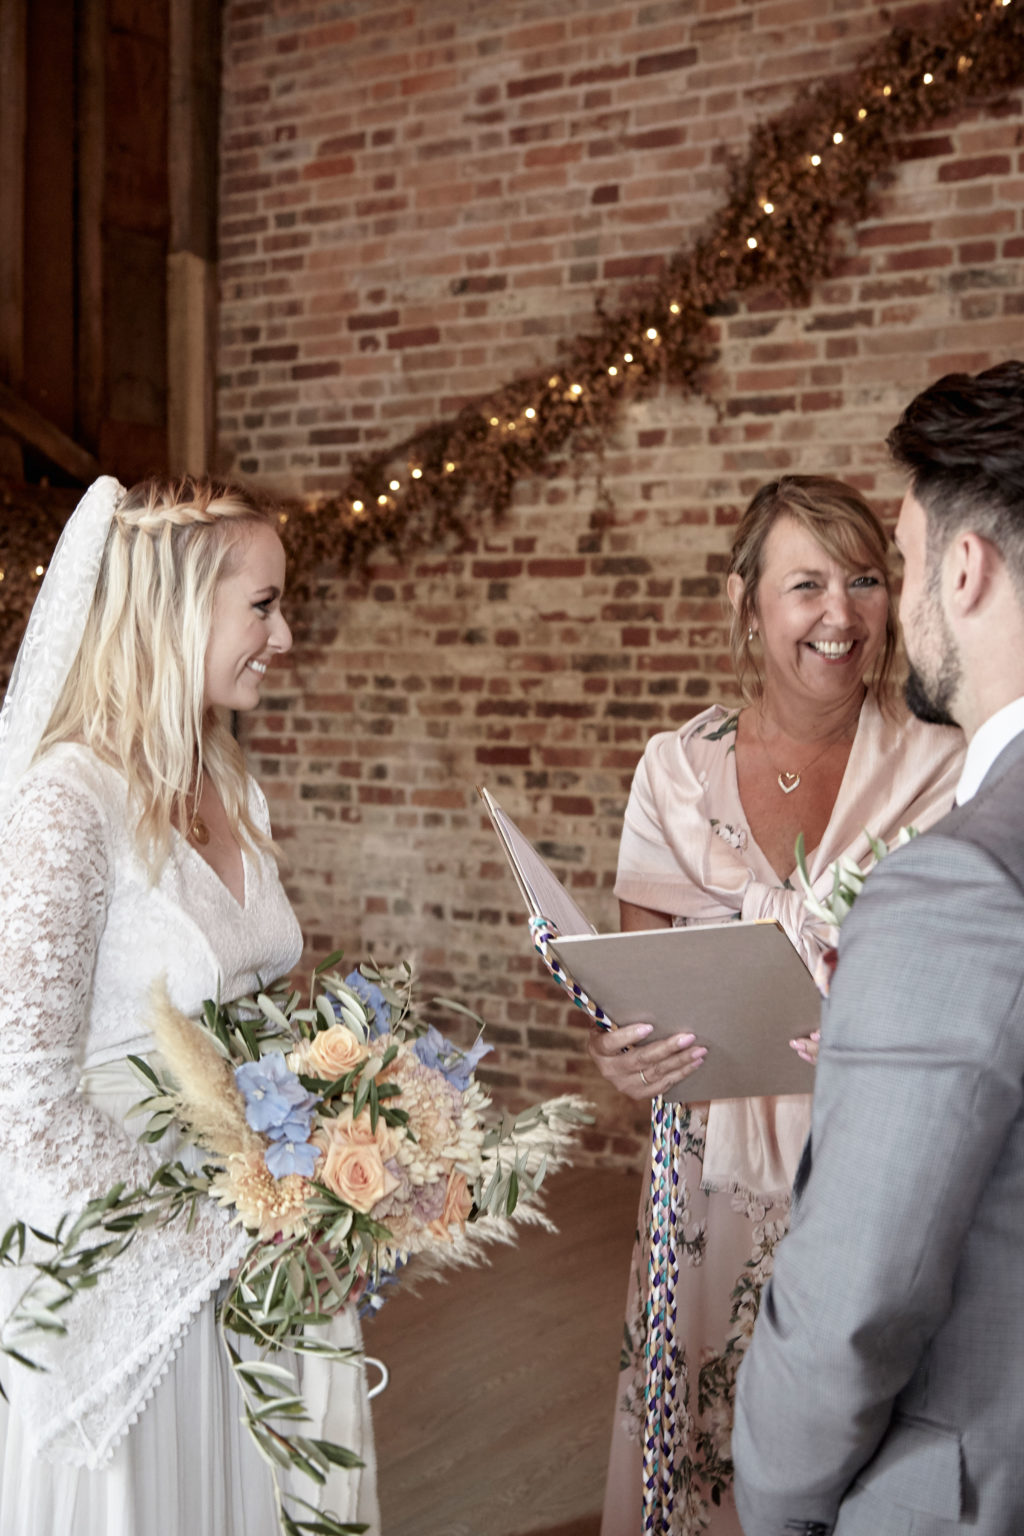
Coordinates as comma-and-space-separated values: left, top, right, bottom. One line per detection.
748, 627, 755, 642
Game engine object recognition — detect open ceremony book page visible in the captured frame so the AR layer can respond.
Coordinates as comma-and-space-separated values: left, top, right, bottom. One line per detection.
480, 787, 816, 1102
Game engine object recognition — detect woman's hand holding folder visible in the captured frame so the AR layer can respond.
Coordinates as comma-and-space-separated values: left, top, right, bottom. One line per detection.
587, 1019, 707, 1101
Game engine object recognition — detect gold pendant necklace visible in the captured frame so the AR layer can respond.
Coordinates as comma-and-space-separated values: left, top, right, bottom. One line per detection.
189, 813, 210, 845
756, 713, 845, 795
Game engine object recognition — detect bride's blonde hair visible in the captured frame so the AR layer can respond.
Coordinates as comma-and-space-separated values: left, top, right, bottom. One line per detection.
39, 475, 281, 874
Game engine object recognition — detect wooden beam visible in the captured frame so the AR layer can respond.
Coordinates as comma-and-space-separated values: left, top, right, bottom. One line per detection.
169, 0, 220, 263
0, 0, 27, 389
168, 251, 217, 476
167, 0, 221, 474
0, 381, 99, 483
76, 0, 105, 446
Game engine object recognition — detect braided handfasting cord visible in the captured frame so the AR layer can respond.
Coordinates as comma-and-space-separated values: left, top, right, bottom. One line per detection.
643, 1097, 683, 1534
527, 914, 683, 1532
528, 914, 612, 1030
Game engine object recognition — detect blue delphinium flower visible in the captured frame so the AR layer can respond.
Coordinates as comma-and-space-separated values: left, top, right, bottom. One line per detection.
235, 1053, 318, 1138
358, 1257, 406, 1319
273, 1106, 319, 1146
341, 971, 391, 1037
264, 1134, 321, 1180
413, 1024, 492, 1091
235, 1055, 321, 1180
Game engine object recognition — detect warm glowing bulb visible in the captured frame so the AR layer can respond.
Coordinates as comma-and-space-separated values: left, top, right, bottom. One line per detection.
623, 352, 633, 363
445, 461, 456, 473
922, 72, 933, 84
762, 201, 774, 214
34, 565, 45, 577
882, 84, 892, 96
411, 467, 423, 479
570, 383, 583, 396
810, 153, 822, 166
489, 416, 499, 426
548, 375, 559, 387
278, 512, 288, 524
377, 494, 388, 506
608, 365, 618, 376
525, 407, 536, 419
0, 569, 5, 581
670, 301, 681, 313
857, 106, 867, 118
352, 499, 364, 513
746, 236, 758, 249
833, 131, 844, 144
646, 327, 658, 340
389, 478, 400, 490
506, 421, 515, 430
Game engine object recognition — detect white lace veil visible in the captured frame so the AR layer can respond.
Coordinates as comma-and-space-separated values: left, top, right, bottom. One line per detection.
0, 475, 125, 822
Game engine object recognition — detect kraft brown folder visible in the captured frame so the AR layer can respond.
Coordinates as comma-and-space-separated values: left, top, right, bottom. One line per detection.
481, 786, 817, 1102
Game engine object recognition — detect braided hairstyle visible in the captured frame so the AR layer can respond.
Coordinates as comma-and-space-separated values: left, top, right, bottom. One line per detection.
40, 475, 280, 875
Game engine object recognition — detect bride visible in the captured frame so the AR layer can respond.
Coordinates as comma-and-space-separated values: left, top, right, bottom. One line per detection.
0, 476, 379, 1535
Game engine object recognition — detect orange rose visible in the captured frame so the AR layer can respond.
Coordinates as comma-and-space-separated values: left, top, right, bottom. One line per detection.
428, 1169, 473, 1241
319, 1117, 400, 1214
330, 1106, 402, 1160
303, 1025, 367, 1080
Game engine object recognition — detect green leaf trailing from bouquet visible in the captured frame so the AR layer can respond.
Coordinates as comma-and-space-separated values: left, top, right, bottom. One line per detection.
0, 957, 591, 1535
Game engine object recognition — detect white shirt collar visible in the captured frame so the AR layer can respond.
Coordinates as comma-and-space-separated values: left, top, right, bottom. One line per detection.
956, 695, 1024, 804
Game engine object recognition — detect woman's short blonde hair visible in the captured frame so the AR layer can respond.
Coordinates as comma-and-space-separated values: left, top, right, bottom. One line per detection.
727, 475, 898, 706
40, 475, 280, 874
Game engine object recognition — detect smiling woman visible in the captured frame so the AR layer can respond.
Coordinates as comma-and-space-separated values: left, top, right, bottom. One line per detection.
0, 475, 378, 1536
203, 522, 292, 716
724, 479, 896, 884
590, 475, 964, 1536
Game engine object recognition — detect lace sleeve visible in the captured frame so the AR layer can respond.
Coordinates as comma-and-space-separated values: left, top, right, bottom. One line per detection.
0, 768, 246, 1469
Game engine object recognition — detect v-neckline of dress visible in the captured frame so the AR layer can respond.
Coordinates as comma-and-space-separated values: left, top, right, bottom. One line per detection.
726, 698, 868, 887
176, 828, 248, 911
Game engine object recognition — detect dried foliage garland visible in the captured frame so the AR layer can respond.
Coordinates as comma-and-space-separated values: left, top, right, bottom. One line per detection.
280, 0, 1024, 587
2, 0, 1023, 675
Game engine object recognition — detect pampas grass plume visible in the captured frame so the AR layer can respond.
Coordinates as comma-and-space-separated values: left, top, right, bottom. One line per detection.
148, 978, 256, 1158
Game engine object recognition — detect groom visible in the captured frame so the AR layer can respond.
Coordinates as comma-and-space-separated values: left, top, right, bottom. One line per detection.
732, 360, 1024, 1535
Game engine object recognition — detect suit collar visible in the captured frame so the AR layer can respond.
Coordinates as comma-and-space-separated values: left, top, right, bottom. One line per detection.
956, 695, 1024, 804
974, 724, 1024, 799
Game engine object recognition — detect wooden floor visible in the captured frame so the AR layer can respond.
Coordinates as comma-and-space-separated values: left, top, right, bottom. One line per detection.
363, 1166, 640, 1536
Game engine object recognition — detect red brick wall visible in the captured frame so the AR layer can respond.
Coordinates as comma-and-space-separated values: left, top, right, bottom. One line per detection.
218, 0, 1024, 1169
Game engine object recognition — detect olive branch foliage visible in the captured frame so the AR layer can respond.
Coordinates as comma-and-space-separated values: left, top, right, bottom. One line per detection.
795, 825, 919, 929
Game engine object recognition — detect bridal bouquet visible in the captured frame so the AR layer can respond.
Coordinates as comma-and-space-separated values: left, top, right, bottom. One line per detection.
0, 955, 589, 1536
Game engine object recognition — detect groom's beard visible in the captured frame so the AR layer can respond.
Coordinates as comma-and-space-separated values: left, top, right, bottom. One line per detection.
904, 663, 959, 727
903, 577, 961, 728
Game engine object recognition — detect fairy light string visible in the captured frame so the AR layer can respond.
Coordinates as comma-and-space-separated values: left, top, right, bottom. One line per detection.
2, 0, 1022, 656
277, 0, 1023, 591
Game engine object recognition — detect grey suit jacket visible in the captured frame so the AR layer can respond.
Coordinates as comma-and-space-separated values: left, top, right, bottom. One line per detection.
732, 731, 1024, 1536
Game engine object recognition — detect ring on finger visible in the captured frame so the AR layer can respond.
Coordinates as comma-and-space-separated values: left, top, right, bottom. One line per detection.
639, 1068, 649, 1086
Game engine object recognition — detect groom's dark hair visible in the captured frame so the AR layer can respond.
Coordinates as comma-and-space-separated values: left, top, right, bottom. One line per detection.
888, 359, 1024, 587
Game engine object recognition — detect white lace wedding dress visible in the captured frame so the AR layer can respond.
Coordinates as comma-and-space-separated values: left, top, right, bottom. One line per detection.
0, 743, 379, 1536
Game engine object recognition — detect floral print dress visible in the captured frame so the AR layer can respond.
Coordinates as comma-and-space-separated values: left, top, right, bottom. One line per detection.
599, 700, 964, 1536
